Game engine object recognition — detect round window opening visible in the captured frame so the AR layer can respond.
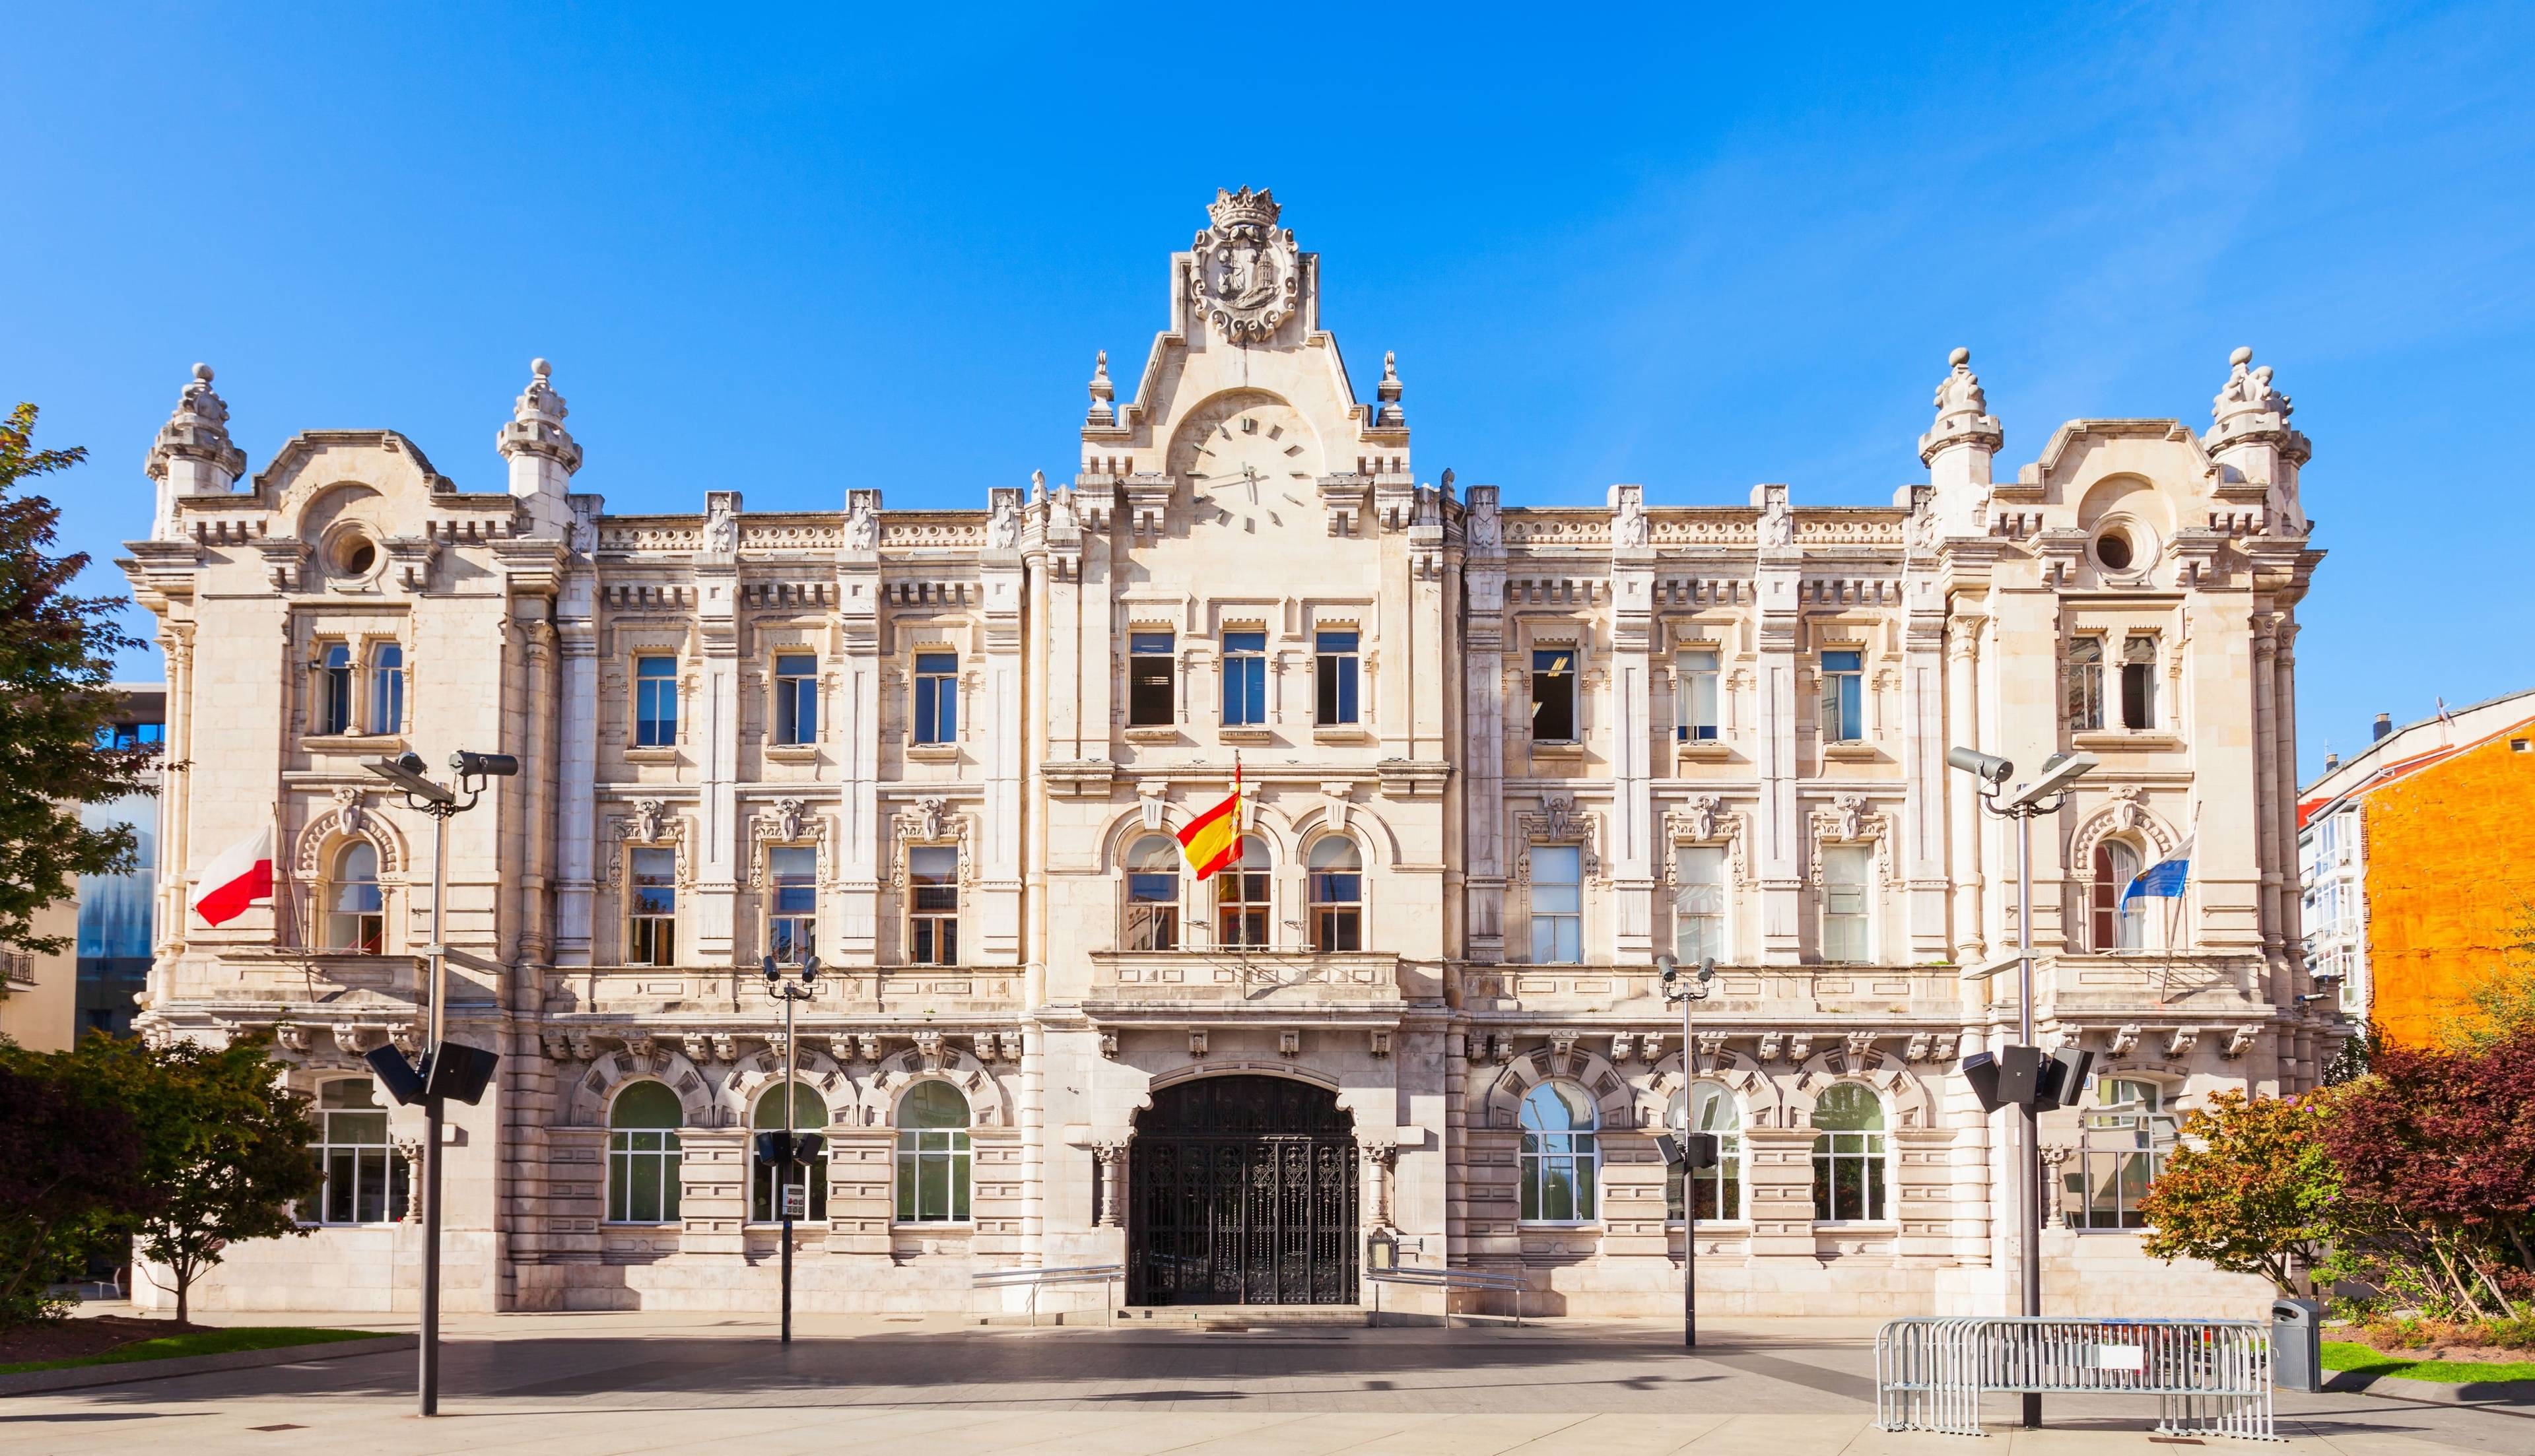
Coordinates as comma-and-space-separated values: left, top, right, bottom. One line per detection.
2095, 529, 2135, 572
334, 534, 378, 576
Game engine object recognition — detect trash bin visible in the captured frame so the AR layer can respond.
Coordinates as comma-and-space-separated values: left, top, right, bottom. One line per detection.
2272, 1298, 2324, 1392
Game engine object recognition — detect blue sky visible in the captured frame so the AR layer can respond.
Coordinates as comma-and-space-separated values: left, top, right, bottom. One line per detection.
7, 2, 2530, 779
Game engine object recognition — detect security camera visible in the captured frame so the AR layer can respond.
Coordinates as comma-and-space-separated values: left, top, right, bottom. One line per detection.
1945, 746, 2014, 785
450, 750, 520, 779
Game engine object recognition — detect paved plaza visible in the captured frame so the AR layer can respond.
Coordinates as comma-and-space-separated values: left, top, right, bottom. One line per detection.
4, 1313, 2528, 1455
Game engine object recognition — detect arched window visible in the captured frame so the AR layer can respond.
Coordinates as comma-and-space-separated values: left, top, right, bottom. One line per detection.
1666, 1081, 1743, 1222
607, 1082, 684, 1223
325, 842, 384, 952
1124, 834, 1181, 950
1810, 1082, 1887, 1222
311, 1076, 407, 1224
368, 642, 404, 735
751, 1082, 829, 1222
1216, 835, 1272, 948
2066, 1078, 2177, 1230
2091, 841, 2147, 951
1518, 1080, 1599, 1222
895, 1081, 972, 1223
1308, 836, 1362, 952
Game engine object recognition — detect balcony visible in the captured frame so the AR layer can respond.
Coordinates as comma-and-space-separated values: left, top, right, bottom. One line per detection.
1083, 950, 1415, 1020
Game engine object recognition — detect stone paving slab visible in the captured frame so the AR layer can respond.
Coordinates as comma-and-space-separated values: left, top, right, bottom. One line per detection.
3, 1315, 2529, 1455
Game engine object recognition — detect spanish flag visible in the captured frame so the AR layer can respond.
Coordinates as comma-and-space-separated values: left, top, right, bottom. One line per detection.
1176, 760, 1244, 880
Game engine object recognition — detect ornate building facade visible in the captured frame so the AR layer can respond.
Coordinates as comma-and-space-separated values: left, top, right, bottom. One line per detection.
123, 189, 2329, 1319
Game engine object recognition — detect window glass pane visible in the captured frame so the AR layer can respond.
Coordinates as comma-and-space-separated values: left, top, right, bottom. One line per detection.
1130, 632, 1174, 655
1530, 649, 1576, 741
1813, 1082, 1883, 1130
900, 1080, 969, 1129
611, 1081, 684, 1129
1129, 636, 1175, 725
1316, 631, 1360, 725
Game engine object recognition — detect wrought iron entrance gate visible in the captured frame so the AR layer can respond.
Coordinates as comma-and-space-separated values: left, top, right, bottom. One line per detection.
1127, 1075, 1359, 1305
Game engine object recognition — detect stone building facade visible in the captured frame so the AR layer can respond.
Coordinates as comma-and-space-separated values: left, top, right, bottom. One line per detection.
123, 189, 2330, 1319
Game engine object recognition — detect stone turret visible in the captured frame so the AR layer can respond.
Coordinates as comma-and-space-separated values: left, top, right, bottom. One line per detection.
1376, 351, 1406, 428
1917, 347, 2003, 539
497, 358, 583, 538
145, 363, 246, 539
2204, 346, 2311, 535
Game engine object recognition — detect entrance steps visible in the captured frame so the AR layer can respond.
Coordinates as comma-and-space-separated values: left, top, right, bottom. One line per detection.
1118, 1305, 1370, 1328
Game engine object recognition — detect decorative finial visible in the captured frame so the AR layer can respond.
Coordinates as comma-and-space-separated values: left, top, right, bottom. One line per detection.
2230, 345, 2253, 368
1085, 349, 1116, 427
1376, 350, 1405, 428
192, 362, 214, 382
1948, 347, 1969, 368
500, 352, 582, 475
533, 356, 552, 379
1918, 346, 2002, 471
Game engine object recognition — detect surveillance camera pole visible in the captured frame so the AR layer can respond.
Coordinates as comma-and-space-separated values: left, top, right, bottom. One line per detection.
1956, 750, 2093, 1430
363, 752, 508, 1419
763, 954, 820, 1345
1658, 953, 1715, 1348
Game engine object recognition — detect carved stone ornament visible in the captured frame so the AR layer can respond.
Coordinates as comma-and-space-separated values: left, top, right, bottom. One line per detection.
1610, 484, 1648, 550
1808, 793, 1895, 881
1278, 1029, 1301, 1059
1514, 794, 1604, 884
1465, 484, 1503, 552
747, 798, 828, 887
1188, 1029, 1209, 1059
890, 797, 973, 886
702, 491, 739, 554
914, 1030, 945, 1071
1099, 1030, 1120, 1061
1904, 1033, 1932, 1063
1786, 1033, 1815, 1064
273, 1023, 313, 1055
1369, 1028, 1393, 1059
1190, 187, 1300, 343
986, 492, 1021, 550
1757, 484, 1795, 549
1757, 1032, 1785, 1063
1664, 795, 1751, 886
2222, 1024, 2260, 1060
844, 495, 879, 550
2165, 1027, 2199, 1059
1609, 1032, 1636, 1063
607, 800, 690, 887
2109, 1024, 2142, 1057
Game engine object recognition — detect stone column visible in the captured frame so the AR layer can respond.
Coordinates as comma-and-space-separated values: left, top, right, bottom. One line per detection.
553, 510, 600, 968
689, 492, 744, 965
1944, 612, 1988, 963
836, 490, 883, 961
1752, 485, 1804, 964
1611, 486, 1658, 958
1462, 488, 1508, 963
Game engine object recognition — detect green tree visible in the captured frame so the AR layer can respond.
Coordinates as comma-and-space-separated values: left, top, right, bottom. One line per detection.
0, 1045, 150, 1325
77, 1034, 320, 1324
0, 403, 154, 961
2139, 1089, 2340, 1296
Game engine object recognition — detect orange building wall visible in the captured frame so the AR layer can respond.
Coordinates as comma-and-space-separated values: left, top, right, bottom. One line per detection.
2361, 716, 2535, 1046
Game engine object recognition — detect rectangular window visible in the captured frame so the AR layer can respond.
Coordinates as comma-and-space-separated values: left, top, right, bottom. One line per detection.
1217, 843, 1270, 948
2064, 1080, 2176, 1231
1315, 630, 1360, 725
368, 643, 404, 736
773, 654, 818, 745
768, 845, 817, 964
318, 644, 355, 735
2120, 636, 2158, 730
913, 653, 959, 744
1821, 845, 1871, 963
1530, 845, 1583, 964
1128, 632, 1176, 726
1675, 845, 1726, 964
896, 1125, 972, 1223
1819, 650, 1863, 743
1677, 649, 1719, 742
1221, 630, 1268, 726
1531, 647, 1576, 742
628, 847, 677, 966
634, 657, 679, 747
312, 1078, 408, 1225
2065, 638, 2104, 731
909, 845, 959, 965
1125, 858, 1179, 951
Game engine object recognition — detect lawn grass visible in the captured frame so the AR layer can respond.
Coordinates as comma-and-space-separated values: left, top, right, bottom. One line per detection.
0, 1325, 389, 1375
2322, 1340, 2535, 1385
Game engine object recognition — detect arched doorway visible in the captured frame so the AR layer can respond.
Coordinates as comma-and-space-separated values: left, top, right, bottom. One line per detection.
1127, 1074, 1358, 1306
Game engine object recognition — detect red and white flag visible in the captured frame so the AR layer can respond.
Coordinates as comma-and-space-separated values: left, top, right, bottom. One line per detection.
191, 825, 274, 927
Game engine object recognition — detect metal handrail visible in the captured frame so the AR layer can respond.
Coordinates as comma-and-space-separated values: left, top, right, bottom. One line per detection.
1366, 1264, 1527, 1325
972, 1263, 1125, 1327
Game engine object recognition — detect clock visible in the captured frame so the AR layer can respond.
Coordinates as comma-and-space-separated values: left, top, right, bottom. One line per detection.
1172, 393, 1323, 508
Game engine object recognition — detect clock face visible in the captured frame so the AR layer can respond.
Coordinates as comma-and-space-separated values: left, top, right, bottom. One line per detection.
1172, 394, 1323, 513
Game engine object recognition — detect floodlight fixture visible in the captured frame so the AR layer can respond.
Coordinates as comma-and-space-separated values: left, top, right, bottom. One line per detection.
449, 750, 520, 779
2006, 750, 2099, 810
1945, 746, 2014, 786
365, 751, 453, 805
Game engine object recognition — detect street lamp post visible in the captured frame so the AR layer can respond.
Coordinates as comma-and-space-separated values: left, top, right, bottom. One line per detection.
1946, 746, 2095, 1431
761, 954, 821, 1345
363, 750, 516, 1419
1658, 952, 1715, 1349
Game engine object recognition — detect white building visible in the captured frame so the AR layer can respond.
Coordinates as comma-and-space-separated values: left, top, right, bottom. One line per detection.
123, 187, 2329, 1320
